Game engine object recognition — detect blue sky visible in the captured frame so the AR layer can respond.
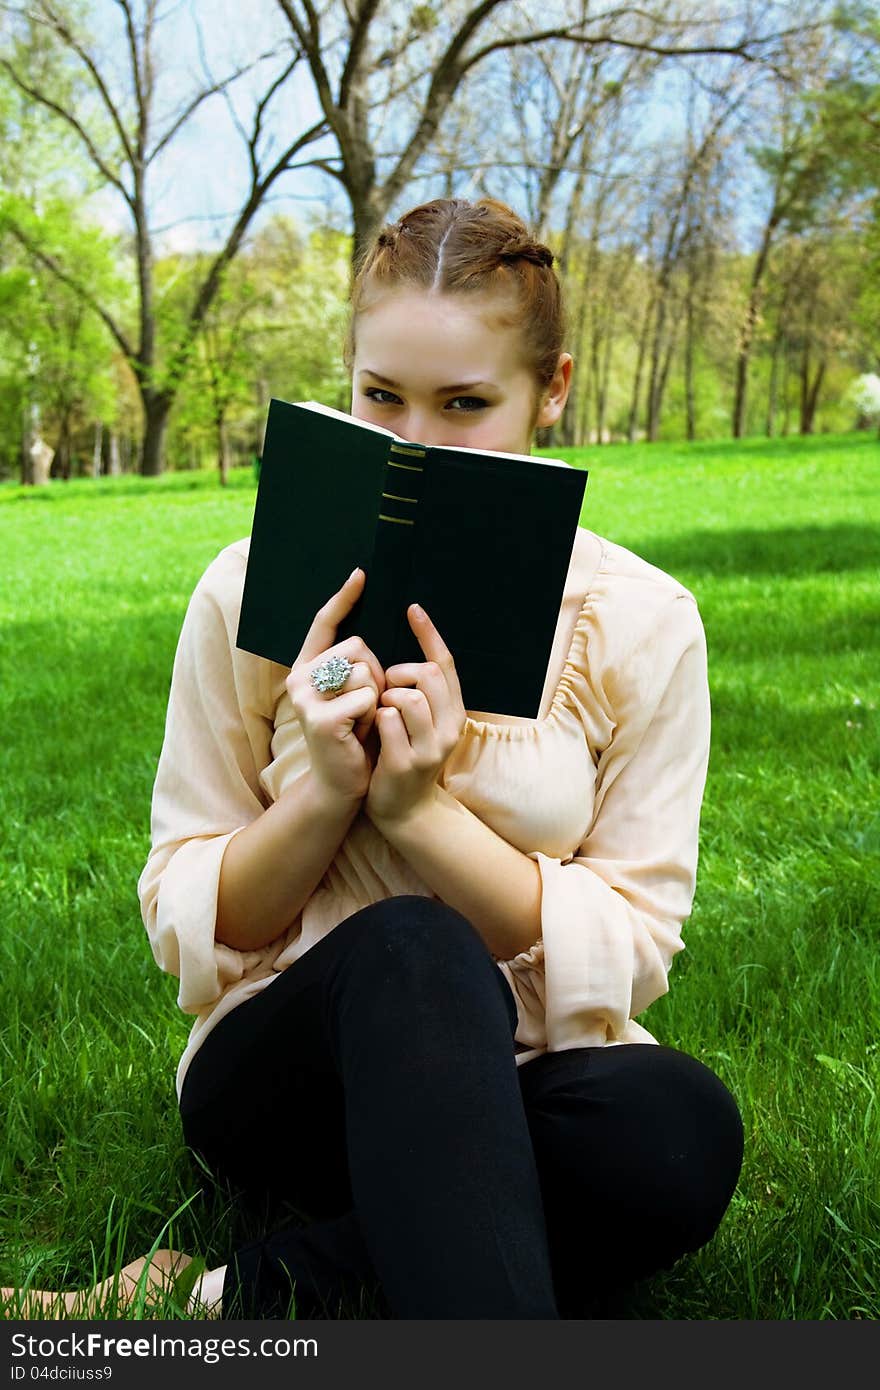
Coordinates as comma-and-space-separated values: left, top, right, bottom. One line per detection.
77, 0, 777, 256
85, 0, 341, 251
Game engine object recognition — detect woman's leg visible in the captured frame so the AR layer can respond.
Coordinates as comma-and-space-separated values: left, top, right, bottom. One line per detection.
517, 1044, 745, 1316
180, 895, 559, 1320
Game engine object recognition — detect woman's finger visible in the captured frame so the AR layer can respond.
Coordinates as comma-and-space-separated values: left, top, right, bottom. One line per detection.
389, 663, 447, 724
297, 568, 365, 665
404, 605, 464, 704
375, 704, 412, 768
308, 683, 376, 730
379, 686, 435, 757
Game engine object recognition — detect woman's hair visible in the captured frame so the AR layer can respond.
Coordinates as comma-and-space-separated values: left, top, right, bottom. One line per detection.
343, 197, 565, 404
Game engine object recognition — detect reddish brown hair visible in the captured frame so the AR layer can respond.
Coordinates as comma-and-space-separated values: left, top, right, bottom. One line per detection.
343, 197, 565, 404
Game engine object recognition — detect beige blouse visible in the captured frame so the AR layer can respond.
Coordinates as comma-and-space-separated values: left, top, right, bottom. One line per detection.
138, 523, 711, 1100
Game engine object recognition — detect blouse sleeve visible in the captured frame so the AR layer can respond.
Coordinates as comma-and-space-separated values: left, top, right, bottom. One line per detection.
137, 545, 277, 1013
519, 590, 711, 1051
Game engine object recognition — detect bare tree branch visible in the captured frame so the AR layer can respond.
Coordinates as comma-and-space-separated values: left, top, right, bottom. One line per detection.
338, 0, 382, 109
192, 7, 252, 160
34, 0, 135, 165
6, 220, 134, 361
0, 57, 134, 208
275, 0, 341, 141
375, 0, 509, 217
176, 114, 332, 364
149, 46, 284, 164
113, 0, 143, 149
250, 48, 303, 178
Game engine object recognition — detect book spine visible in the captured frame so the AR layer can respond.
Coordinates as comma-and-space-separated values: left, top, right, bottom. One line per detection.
351, 440, 426, 663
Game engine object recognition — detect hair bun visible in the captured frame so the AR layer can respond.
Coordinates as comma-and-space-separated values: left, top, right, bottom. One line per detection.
498, 238, 554, 269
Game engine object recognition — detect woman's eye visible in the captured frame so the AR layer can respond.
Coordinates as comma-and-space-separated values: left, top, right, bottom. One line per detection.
364, 387, 401, 405
446, 397, 488, 412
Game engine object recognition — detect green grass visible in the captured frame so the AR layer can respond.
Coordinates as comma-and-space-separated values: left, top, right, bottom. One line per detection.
1, 431, 878, 1320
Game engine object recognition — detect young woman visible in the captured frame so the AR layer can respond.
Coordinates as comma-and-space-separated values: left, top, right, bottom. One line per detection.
11, 196, 743, 1320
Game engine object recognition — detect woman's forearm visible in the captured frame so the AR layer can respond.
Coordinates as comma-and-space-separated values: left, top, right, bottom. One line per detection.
215, 770, 362, 952
368, 785, 543, 960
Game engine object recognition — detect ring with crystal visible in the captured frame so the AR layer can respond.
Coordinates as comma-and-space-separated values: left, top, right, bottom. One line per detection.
310, 655, 354, 694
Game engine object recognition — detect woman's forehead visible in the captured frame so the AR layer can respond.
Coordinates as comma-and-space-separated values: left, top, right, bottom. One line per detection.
353, 288, 525, 377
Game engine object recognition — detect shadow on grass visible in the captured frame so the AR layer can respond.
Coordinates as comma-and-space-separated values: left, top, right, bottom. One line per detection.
636, 523, 879, 579
705, 608, 880, 661
1, 468, 257, 504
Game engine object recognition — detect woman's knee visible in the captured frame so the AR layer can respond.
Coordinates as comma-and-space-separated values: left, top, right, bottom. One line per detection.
338, 895, 492, 980
639, 1048, 743, 1261
524, 1045, 744, 1273
328, 896, 517, 1031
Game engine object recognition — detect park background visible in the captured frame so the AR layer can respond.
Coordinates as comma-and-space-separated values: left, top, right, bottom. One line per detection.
1, 0, 878, 1319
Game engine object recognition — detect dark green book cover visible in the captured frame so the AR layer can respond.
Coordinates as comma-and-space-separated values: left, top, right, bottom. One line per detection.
236, 399, 588, 718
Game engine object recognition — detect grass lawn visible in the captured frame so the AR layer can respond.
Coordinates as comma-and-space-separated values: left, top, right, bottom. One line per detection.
0, 431, 877, 1319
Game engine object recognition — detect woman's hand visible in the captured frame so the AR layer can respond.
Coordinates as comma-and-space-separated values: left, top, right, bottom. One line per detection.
286, 569, 386, 804
365, 604, 467, 827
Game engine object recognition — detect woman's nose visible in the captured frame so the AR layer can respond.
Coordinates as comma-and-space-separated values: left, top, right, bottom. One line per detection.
400, 411, 429, 444
400, 412, 454, 447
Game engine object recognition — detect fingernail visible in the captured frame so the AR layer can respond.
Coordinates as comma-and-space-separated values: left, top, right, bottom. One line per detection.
349, 568, 362, 581
411, 603, 425, 619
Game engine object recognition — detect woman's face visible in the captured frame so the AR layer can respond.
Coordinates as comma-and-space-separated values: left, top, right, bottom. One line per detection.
350, 289, 570, 455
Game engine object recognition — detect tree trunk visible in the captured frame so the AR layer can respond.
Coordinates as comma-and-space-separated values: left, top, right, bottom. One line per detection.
217, 411, 230, 487
646, 288, 669, 442
140, 391, 172, 476
590, 320, 606, 443
781, 350, 792, 436
21, 408, 33, 485
92, 422, 103, 477
52, 412, 72, 479
30, 436, 54, 485
765, 325, 783, 437
653, 299, 684, 441
597, 311, 616, 443
561, 258, 590, 447
800, 352, 826, 434
350, 190, 385, 279
684, 304, 696, 442
684, 254, 698, 441
733, 209, 781, 438
627, 289, 655, 443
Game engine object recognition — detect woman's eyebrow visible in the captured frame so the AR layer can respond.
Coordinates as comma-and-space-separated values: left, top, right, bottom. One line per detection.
359, 369, 494, 394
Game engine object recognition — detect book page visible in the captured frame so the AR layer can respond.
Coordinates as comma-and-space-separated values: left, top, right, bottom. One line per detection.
295, 399, 568, 467
437, 441, 570, 468
297, 400, 399, 440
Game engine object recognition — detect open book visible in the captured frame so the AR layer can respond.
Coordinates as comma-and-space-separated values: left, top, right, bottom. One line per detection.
236, 399, 588, 717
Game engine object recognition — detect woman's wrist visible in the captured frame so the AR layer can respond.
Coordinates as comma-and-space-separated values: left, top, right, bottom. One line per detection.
215, 769, 363, 952
365, 783, 439, 834
292, 766, 365, 822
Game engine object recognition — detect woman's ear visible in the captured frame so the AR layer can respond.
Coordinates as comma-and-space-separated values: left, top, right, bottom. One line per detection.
535, 353, 573, 429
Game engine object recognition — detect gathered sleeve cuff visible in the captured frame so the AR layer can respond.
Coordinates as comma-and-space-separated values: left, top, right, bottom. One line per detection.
514, 592, 710, 1051
137, 544, 280, 1014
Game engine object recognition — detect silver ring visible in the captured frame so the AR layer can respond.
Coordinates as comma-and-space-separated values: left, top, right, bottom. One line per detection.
310, 655, 354, 694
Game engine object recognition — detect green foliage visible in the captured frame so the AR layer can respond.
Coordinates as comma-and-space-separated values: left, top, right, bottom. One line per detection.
165, 218, 353, 470
409, 5, 439, 35
0, 0, 878, 469
0, 196, 126, 474
0, 433, 877, 1319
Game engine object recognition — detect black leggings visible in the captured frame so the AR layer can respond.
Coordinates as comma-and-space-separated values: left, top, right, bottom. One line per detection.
179, 896, 743, 1319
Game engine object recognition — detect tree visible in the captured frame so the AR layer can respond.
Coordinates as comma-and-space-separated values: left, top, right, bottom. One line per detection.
729, 11, 877, 437
273, 0, 802, 267
0, 200, 119, 480
1, 0, 329, 473
811, 2, 880, 391
164, 214, 352, 475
